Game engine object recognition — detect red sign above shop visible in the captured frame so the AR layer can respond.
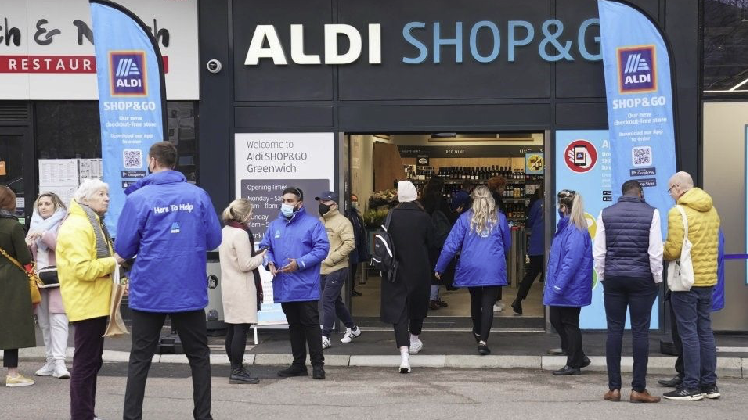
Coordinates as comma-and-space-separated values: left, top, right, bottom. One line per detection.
0, 55, 169, 74
563, 139, 598, 173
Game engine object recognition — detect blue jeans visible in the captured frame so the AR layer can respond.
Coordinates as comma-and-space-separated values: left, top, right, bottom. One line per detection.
320, 268, 354, 337
671, 286, 717, 390
603, 276, 658, 391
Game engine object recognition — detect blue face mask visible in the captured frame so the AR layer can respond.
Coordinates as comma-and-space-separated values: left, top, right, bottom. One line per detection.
281, 203, 295, 218
557, 209, 565, 219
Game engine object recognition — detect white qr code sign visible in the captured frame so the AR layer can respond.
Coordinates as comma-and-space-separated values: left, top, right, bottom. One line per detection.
632, 146, 652, 168
123, 149, 143, 169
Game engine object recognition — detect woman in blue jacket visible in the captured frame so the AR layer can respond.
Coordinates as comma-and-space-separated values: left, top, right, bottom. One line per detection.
435, 186, 511, 355
545, 189, 593, 375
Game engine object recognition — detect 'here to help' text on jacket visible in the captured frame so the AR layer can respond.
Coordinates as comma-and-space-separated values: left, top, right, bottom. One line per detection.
115, 170, 223, 313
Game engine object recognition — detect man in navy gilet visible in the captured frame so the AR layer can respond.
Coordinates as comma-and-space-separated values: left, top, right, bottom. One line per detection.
593, 180, 663, 403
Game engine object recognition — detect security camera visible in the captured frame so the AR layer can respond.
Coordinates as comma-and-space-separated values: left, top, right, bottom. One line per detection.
206, 59, 222, 74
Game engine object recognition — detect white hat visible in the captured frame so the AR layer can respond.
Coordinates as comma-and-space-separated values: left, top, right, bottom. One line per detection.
398, 181, 417, 203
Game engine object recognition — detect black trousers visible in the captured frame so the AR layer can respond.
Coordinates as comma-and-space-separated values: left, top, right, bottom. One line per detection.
281, 301, 324, 367
469, 286, 501, 342
549, 306, 586, 368
2, 349, 18, 368
393, 308, 424, 348
124, 310, 212, 420
225, 323, 251, 367
516, 255, 544, 301
70, 316, 106, 420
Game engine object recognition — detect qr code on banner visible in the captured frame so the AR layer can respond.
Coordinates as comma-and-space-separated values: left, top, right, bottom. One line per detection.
632, 146, 652, 167
123, 149, 142, 169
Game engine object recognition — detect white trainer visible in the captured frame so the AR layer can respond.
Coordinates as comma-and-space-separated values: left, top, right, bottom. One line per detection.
399, 354, 411, 374
409, 338, 423, 355
35, 361, 55, 377
322, 336, 331, 350
52, 361, 70, 379
341, 326, 361, 344
493, 302, 505, 312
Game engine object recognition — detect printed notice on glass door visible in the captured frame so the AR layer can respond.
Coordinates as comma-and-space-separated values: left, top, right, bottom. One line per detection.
235, 133, 335, 324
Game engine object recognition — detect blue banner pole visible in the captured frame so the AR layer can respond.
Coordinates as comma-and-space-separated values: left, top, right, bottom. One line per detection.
89, 0, 168, 234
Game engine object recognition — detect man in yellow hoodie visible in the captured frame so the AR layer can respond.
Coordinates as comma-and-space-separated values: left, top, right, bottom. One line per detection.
662, 171, 720, 402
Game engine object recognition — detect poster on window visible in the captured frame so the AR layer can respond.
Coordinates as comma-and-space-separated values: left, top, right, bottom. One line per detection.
235, 132, 335, 325
556, 130, 659, 329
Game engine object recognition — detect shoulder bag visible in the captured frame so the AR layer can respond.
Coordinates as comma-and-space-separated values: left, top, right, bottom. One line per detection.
0, 246, 42, 304
667, 205, 695, 292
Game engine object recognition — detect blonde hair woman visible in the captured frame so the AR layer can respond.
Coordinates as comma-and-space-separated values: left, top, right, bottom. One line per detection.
219, 198, 266, 384
544, 189, 593, 376
26, 192, 70, 379
435, 186, 511, 355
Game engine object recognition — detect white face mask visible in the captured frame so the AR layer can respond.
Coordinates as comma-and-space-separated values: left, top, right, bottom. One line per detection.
281, 203, 295, 218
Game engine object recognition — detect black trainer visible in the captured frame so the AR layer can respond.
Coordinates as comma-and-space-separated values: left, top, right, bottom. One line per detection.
658, 375, 683, 388
701, 385, 720, 399
580, 356, 591, 369
663, 387, 704, 401
230, 366, 260, 384
277, 364, 308, 378
478, 341, 491, 356
312, 365, 326, 380
552, 365, 581, 376
511, 299, 522, 315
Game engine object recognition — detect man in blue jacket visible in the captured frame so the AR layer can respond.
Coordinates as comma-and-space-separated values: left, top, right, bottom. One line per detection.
512, 186, 545, 315
116, 142, 222, 420
259, 187, 330, 380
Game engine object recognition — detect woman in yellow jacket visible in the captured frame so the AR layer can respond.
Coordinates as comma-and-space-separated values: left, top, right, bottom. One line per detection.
57, 179, 124, 420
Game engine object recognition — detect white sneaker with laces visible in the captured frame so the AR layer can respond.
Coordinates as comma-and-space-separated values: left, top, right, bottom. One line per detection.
341, 326, 361, 344
35, 361, 55, 377
493, 302, 504, 312
409, 337, 423, 355
52, 361, 70, 379
322, 336, 331, 350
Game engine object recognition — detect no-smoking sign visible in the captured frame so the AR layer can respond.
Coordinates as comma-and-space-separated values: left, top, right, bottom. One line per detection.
564, 140, 598, 173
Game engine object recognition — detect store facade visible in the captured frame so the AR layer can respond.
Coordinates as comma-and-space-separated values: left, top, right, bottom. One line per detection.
198, 0, 701, 330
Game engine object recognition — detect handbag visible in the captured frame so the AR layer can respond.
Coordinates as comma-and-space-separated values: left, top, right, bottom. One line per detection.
667, 205, 695, 292
104, 264, 129, 337
0, 246, 42, 304
38, 266, 60, 288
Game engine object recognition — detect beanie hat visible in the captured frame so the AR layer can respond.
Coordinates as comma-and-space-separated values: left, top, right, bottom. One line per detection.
398, 181, 417, 203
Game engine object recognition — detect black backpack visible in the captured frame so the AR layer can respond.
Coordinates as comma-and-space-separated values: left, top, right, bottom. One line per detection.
371, 209, 399, 282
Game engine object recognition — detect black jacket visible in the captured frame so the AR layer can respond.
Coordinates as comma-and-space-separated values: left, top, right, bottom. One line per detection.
380, 202, 434, 324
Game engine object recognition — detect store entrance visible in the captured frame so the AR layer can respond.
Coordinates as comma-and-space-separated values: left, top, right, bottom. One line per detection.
345, 133, 547, 330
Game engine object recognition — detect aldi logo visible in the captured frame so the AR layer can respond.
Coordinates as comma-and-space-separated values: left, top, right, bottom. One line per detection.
617, 46, 657, 94
109, 51, 147, 96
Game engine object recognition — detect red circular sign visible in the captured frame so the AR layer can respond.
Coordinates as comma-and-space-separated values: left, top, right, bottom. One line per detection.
564, 140, 598, 173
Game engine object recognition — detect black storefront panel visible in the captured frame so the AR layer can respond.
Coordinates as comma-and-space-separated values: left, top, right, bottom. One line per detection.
232, 0, 334, 102
336, 0, 553, 100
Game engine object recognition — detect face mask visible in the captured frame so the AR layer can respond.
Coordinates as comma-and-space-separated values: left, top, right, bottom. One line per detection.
319, 203, 331, 216
281, 203, 295, 218
352, 202, 359, 210
558, 210, 565, 218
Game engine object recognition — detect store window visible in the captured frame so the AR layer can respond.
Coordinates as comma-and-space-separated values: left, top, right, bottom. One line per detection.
703, 0, 748, 94
35, 101, 199, 182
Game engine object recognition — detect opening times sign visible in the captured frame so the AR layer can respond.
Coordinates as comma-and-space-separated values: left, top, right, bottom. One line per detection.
234, 132, 335, 324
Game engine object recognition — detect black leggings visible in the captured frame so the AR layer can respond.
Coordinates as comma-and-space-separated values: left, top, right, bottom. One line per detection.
224, 323, 251, 366
3, 349, 18, 368
470, 286, 501, 342
393, 311, 424, 348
